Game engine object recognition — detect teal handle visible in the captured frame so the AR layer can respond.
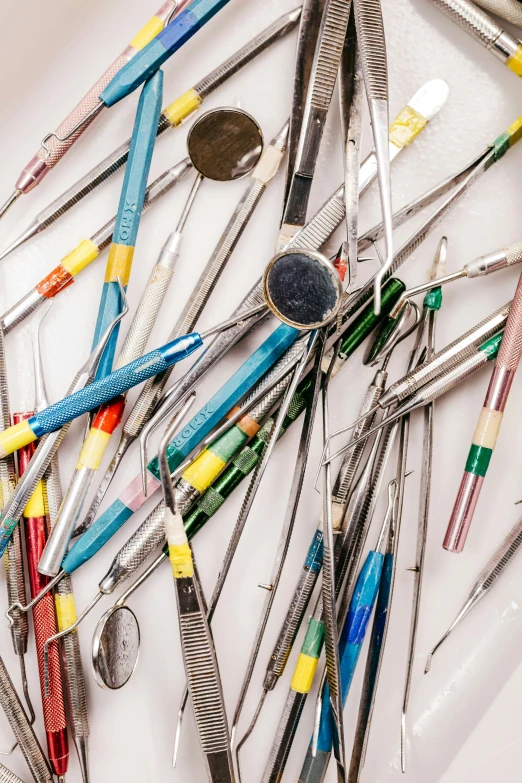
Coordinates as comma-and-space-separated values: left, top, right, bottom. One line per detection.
100, 0, 231, 106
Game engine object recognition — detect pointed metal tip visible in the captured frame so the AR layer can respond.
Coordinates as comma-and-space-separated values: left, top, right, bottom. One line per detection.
400, 713, 407, 773
0, 190, 21, 222
424, 652, 433, 674
288, 5, 303, 22
0, 220, 39, 263
74, 736, 90, 783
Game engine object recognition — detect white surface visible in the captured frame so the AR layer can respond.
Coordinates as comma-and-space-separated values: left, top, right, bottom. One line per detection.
1, 0, 522, 781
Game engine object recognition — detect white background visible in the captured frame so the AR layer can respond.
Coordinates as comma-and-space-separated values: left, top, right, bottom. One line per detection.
1, 0, 522, 780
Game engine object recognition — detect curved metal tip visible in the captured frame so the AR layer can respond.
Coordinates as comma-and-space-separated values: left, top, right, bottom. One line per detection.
235, 690, 267, 783
0, 190, 21, 222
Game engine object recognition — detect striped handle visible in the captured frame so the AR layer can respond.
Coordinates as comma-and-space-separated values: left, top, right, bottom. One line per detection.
101, 0, 232, 106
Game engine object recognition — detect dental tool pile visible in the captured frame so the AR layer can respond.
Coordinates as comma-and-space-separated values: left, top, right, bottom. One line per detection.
1, 0, 522, 780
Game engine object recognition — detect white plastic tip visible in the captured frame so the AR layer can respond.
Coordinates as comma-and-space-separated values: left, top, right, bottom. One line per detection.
408, 79, 449, 121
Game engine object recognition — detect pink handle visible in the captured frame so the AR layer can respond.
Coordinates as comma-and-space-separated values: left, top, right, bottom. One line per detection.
16, 0, 187, 192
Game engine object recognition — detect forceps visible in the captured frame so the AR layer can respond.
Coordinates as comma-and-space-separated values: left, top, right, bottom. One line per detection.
159, 404, 235, 783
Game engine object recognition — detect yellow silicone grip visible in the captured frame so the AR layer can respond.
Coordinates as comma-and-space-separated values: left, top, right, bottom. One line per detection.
61, 239, 100, 277
0, 420, 36, 458
77, 428, 112, 470
55, 593, 78, 632
507, 46, 522, 76
291, 654, 319, 694
162, 88, 202, 127
130, 15, 165, 51
182, 450, 225, 494
169, 543, 194, 578
23, 481, 46, 518
506, 115, 522, 146
105, 243, 134, 285
389, 105, 428, 149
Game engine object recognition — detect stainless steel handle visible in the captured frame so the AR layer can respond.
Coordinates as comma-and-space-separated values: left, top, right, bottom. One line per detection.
0, 657, 52, 783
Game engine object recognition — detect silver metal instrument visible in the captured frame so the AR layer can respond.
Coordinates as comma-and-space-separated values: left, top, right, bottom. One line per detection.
0, 319, 33, 732
278, 0, 353, 249
348, 330, 425, 783
425, 511, 522, 672
159, 409, 234, 783
400, 238, 445, 772
0, 657, 52, 783
341, 9, 364, 288
1, 157, 192, 337
428, 0, 522, 66
234, 331, 325, 779
74, 120, 289, 536
4, 292, 129, 622
353, 0, 393, 315
0, 8, 301, 264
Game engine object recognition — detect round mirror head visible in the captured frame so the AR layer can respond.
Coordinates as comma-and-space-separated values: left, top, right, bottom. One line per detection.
92, 605, 140, 690
187, 107, 264, 181
263, 249, 343, 329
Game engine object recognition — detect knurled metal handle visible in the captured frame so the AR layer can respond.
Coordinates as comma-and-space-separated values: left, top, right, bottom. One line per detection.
116, 264, 174, 369
475, 0, 522, 28
44, 463, 90, 743
195, 9, 300, 97
0, 764, 27, 783
332, 380, 384, 503
497, 278, 522, 369
429, 0, 503, 47
419, 348, 491, 402
389, 302, 510, 403
266, 567, 320, 682
0, 657, 51, 783
475, 515, 522, 590
36, 57, 127, 167
36, 351, 167, 434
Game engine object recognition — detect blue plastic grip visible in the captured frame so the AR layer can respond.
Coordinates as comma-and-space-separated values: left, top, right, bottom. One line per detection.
100, 0, 231, 107
65, 324, 299, 574
112, 70, 163, 247
315, 552, 384, 754
31, 335, 203, 438
148, 323, 299, 478
63, 501, 133, 573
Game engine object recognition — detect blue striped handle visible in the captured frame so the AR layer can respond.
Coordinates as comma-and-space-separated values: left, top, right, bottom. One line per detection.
100, 0, 231, 107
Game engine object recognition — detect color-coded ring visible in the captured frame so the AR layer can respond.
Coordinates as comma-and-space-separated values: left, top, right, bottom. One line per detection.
389, 105, 428, 149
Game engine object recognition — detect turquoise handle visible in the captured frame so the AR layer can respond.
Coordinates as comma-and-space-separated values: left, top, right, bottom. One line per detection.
63, 323, 299, 573
100, 0, 231, 107
93, 70, 163, 379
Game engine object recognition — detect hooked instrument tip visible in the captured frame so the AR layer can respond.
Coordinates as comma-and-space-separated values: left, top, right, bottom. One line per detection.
0, 190, 21, 222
